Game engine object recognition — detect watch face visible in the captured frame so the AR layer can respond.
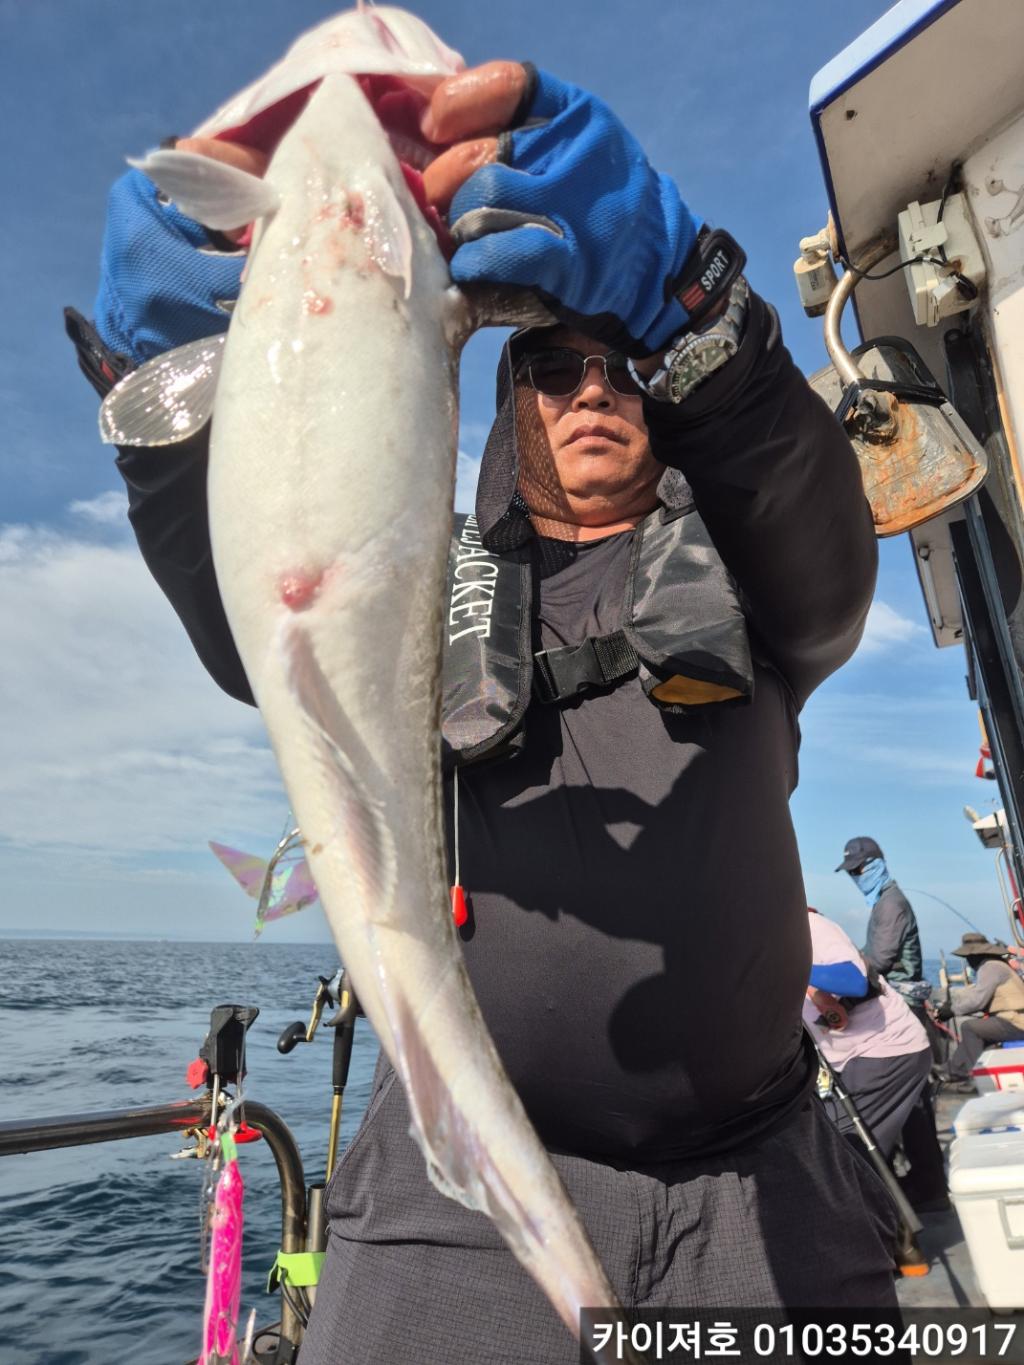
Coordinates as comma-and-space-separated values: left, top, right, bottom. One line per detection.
667, 338, 734, 403
668, 369, 689, 404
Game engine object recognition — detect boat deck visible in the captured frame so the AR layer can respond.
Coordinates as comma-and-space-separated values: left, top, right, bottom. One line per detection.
897, 1088, 982, 1311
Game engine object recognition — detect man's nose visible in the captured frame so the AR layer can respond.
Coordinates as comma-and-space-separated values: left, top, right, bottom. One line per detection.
571, 359, 613, 409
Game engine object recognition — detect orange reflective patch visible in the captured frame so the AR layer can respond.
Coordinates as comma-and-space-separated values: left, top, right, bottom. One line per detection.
650, 676, 743, 706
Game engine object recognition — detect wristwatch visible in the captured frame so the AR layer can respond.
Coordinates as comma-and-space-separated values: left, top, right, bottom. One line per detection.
628, 276, 749, 404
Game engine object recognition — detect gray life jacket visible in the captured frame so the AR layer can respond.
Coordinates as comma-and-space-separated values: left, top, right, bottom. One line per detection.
441, 503, 754, 770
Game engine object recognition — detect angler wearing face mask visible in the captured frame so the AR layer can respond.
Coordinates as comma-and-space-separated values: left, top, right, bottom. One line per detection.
836, 837, 929, 1008
836, 836, 948, 1213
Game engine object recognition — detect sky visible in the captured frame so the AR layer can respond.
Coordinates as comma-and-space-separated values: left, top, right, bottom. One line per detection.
0, 0, 1009, 956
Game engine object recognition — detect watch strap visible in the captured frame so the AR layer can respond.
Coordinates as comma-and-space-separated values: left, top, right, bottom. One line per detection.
673, 228, 747, 331
629, 276, 749, 404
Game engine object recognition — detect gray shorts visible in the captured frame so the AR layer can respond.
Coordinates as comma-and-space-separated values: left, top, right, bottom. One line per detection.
299, 1066, 900, 1365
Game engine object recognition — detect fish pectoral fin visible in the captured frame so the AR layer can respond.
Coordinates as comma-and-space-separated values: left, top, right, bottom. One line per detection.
208, 840, 267, 901
128, 148, 280, 229
281, 620, 398, 917
98, 335, 225, 447
358, 170, 413, 299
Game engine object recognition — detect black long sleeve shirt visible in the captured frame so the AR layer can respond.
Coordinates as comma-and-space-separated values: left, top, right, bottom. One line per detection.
84, 291, 877, 1157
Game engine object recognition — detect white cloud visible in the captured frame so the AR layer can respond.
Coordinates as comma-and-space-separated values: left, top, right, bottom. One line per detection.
0, 521, 282, 860
68, 490, 129, 526
855, 599, 926, 656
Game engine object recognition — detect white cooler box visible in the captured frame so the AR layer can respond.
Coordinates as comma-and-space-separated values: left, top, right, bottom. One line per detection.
950, 1130, 1024, 1309
954, 1092, 1024, 1138
972, 1041, 1024, 1093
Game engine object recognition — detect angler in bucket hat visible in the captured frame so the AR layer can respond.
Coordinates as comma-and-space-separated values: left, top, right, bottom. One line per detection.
940, 932, 1024, 1080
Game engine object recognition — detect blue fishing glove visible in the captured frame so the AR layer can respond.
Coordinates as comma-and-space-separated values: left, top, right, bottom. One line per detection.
448, 66, 702, 357
94, 168, 244, 365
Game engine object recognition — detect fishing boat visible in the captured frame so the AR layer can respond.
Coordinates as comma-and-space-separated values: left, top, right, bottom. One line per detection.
6, 0, 1024, 1356
803, 0, 1024, 1324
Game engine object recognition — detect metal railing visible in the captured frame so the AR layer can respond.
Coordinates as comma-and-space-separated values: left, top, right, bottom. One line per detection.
0, 1095, 308, 1362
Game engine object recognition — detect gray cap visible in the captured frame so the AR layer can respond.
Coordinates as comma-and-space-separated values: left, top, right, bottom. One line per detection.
835, 836, 884, 873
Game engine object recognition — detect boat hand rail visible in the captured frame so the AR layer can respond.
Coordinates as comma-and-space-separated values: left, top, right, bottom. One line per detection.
0, 1096, 307, 1360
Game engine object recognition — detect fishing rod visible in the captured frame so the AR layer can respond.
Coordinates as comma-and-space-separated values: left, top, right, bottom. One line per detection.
277, 967, 362, 1179
275, 967, 363, 1317
809, 1037, 927, 1276
904, 886, 984, 935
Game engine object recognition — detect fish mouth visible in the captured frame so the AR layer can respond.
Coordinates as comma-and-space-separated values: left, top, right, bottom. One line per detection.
212, 74, 453, 256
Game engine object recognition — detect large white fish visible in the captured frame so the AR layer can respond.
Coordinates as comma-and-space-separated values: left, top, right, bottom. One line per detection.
100, 8, 640, 1361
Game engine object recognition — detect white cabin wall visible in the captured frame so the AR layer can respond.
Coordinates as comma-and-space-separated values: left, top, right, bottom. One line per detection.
963, 108, 1024, 501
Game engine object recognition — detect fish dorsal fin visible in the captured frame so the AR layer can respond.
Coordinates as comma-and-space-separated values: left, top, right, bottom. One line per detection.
128, 149, 279, 229
98, 335, 225, 447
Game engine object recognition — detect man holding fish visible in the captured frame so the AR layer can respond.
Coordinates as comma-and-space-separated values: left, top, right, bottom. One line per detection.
71, 10, 900, 1362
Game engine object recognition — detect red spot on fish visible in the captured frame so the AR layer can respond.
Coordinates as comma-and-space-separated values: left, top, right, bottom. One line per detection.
345, 192, 366, 230
280, 571, 324, 609
302, 290, 333, 316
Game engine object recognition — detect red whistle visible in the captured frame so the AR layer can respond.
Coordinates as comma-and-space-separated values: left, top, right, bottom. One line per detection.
451, 885, 468, 928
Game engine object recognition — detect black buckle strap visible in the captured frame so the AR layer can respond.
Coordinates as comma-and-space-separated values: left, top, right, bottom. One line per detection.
64, 307, 133, 399
533, 631, 638, 705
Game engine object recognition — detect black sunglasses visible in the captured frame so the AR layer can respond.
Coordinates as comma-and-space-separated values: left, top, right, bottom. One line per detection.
515, 347, 643, 399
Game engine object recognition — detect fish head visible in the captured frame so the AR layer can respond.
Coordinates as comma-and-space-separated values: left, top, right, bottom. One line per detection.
185, 5, 556, 334
188, 5, 465, 250
195, 4, 464, 143
101, 7, 547, 450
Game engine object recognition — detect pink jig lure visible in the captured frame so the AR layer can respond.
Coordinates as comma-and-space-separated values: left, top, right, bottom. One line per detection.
200, 1130, 244, 1365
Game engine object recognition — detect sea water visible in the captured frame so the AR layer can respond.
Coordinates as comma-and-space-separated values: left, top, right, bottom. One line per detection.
0, 939, 948, 1364
0, 938, 377, 1365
